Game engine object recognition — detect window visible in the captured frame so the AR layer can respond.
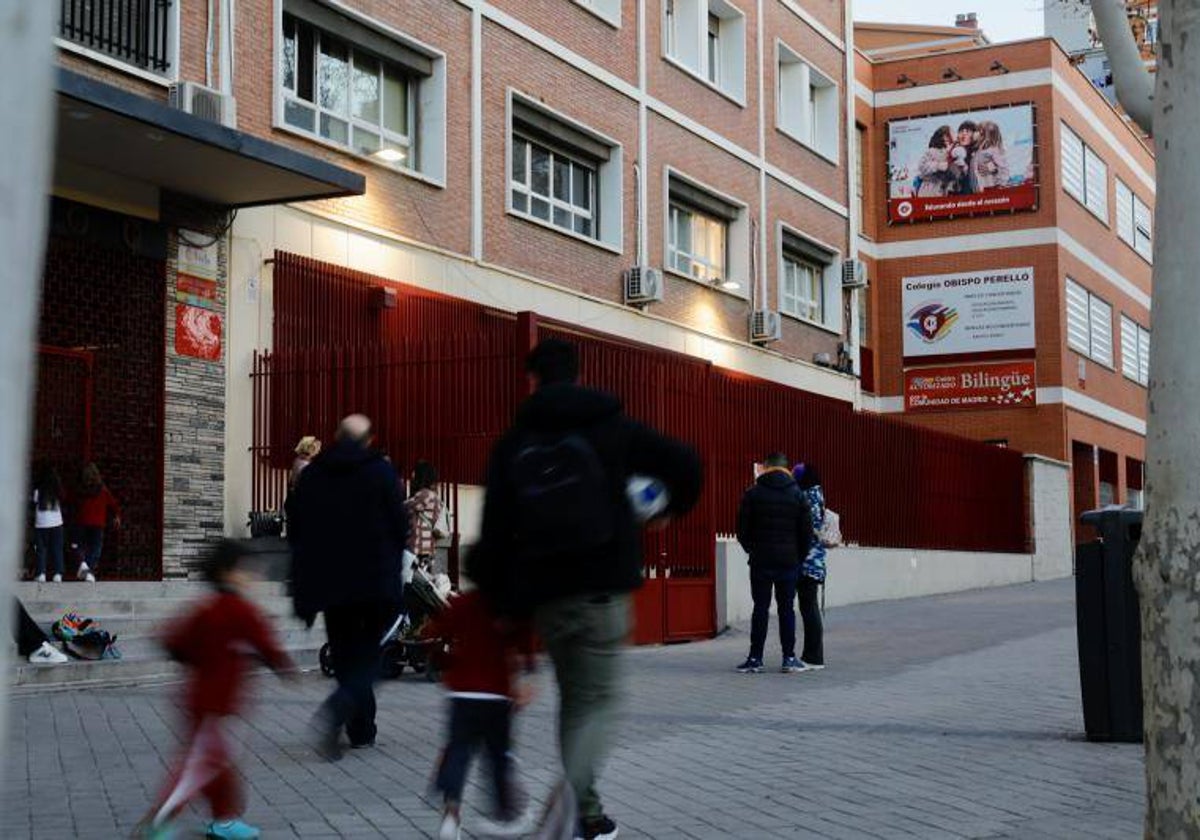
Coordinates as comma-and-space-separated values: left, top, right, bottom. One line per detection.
666, 174, 743, 287
706, 13, 721, 85
278, 1, 444, 180
511, 138, 596, 238
1061, 124, 1108, 222
1066, 278, 1113, 367
780, 229, 836, 325
777, 43, 839, 161
663, 0, 746, 100
508, 96, 620, 248
1120, 316, 1151, 386
573, 0, 621, 25
854, 125, 867, 231
57, 0, 174, 75
1116, 178, 1153, 262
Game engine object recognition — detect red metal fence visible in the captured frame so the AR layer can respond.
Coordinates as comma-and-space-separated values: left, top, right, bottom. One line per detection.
252, 252, 1031, 642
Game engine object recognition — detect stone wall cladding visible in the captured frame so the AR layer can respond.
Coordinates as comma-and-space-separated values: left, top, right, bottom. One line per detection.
161, 204, 228, 578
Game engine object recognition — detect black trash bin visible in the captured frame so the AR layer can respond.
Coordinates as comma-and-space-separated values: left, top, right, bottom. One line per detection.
1075, 505, 1143, 742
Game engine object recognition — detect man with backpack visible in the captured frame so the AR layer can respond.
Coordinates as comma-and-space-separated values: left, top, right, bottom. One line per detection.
469, 339, 702, 840
734, 452, 816, 674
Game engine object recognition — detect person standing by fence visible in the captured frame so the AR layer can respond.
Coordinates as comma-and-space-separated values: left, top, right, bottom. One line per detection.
405, 459, 447, 575
794, 464, 827, 672
31, 465, 65, 583
469, 339, 702, 840
71, 463, 120, 582
735, 453, 815, 674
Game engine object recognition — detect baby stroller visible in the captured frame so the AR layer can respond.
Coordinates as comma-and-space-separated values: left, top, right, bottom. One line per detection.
318, 565, 452, 681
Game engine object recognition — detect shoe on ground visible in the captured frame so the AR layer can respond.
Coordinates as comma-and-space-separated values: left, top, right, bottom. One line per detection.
311, 713, 343, 762
51, 573, 63, 583
84, 572, 96, 582
28, 642, 68, 665
781, 656, 809, 673
206, 819, 260, 839
576, 815, 619, 840
134, 819, 175, 840
33, 573, 46, 583
77, 562, 90, 580
800, 661, 825, 671
735, 656, 764, 674
476, 807, 534, 837
438, 811, 462, 840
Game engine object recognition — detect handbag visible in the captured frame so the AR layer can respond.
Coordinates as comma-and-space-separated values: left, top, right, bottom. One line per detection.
817, 508, 842, 548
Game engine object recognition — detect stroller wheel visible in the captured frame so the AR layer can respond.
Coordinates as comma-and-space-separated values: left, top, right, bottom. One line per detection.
380, 642, 404, 679
318, 642, 335, 677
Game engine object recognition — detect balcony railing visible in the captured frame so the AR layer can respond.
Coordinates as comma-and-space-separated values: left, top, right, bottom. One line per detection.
58, 0, 173, 74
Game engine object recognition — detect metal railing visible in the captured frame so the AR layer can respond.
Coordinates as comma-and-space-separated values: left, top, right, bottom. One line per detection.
58, 0, 173, 74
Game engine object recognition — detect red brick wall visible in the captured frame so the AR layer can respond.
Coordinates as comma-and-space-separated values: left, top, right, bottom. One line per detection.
37, 236, 165, 579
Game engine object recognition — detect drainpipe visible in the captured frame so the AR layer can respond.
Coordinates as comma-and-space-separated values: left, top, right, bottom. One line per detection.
205, 0, 215, 87
219, 0, 236, 97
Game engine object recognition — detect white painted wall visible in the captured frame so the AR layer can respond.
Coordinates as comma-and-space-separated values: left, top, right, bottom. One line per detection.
223, 204, 857, 533
1028, 455, 1074, 580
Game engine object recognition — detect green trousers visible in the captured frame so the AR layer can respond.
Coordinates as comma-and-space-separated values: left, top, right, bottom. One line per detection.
535, 592, 631, 821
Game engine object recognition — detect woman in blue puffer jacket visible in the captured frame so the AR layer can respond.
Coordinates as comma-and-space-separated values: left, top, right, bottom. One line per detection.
793, 464, 826, 671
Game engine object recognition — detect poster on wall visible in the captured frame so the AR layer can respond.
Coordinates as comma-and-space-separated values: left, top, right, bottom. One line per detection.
175, 304, 222, 361
905, 361, 1037, 412
176, 273, 219, 310
902, 267, 1035, 358
887, 103, 1036, 222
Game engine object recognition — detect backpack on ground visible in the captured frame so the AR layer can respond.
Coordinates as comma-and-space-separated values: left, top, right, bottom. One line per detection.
52, 612, 121, 661
510, 431, 615, 561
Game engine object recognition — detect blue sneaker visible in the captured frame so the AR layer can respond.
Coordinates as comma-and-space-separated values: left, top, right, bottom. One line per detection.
735, 656, 764, 673
134, 820, 175, 840
206, 820, 261, 839
781, 656, 808, 673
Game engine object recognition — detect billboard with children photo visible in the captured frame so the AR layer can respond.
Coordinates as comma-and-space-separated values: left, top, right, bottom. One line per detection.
887, 104, 1037, 223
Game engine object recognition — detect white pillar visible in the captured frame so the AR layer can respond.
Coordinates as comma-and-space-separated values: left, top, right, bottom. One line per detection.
0, 0, 57, 792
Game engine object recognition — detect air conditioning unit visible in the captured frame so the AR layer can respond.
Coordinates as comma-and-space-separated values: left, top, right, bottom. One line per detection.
842, 258, 868, 289
168, 81, 238, 128
623, 266, 663, 306
750, 310, 782, 344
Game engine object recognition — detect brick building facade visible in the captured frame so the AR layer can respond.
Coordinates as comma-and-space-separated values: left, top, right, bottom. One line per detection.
853, 34, 1154, 537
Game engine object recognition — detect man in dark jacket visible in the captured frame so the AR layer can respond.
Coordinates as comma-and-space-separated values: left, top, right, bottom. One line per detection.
735, 452, 815, 674
287, 414, 407, 759
469, 339, 702, 840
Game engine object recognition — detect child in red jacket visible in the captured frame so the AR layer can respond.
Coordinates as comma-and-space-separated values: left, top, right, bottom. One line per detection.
426, 589, 535, 840
70, 463, 120, 582
138, 541, 293, 840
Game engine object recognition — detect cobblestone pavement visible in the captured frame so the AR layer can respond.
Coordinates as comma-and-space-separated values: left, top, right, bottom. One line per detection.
3, 578, 1145, 839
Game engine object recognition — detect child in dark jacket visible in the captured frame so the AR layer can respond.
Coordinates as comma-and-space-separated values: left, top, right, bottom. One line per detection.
425, 589, 535, 840
138, 541, 293, 840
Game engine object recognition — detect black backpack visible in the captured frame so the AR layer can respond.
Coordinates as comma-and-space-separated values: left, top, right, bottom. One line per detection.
510, 431, 616, 561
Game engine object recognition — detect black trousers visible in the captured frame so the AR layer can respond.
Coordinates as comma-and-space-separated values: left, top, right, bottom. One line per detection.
797, 576, 824, 665
13, 598, 48, 657
321, 601, 395, 746
435, 697, 515, 817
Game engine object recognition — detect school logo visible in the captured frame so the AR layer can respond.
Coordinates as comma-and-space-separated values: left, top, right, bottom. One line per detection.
896, 200, 914, 219
906, 303, 958, 344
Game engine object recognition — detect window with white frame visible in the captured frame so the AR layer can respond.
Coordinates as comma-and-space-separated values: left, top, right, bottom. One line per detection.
280, 1, 441, 177
1120, 315, 1151, 385
663, 0, 746, 100
573, 0, 621, 25
1115, 178, 1153, 262
508, 97, 620, 247
778, 43, 839, 161
667, 176, 741, 285
1066, 278, 1114, 367
1061, 124, 1109, 222
781, 241, 833, 325
854, 125, 866, 231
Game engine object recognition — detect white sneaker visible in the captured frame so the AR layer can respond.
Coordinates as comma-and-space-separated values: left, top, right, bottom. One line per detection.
77, 562, 90, 580
476, 808, 534, 837
83, 572, 96, 582
51, 573, 63, 583
800, 661, 826, 671
28, 642, 68, 665
34, 573, 46, 583
438, 812, 461, 840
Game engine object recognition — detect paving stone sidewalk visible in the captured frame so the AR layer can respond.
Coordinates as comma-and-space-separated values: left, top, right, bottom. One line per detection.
2, 578, 1145, 839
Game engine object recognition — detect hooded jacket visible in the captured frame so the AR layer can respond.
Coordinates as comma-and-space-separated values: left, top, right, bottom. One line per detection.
736, 468, 814, 572
287, 439, 408, 622
469, 382, 702, 615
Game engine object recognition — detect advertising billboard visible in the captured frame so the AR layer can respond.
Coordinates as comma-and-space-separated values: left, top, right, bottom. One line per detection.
887, 104, 1036, 223
905, 361, 1037, 412
902, 267, 1035, 358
